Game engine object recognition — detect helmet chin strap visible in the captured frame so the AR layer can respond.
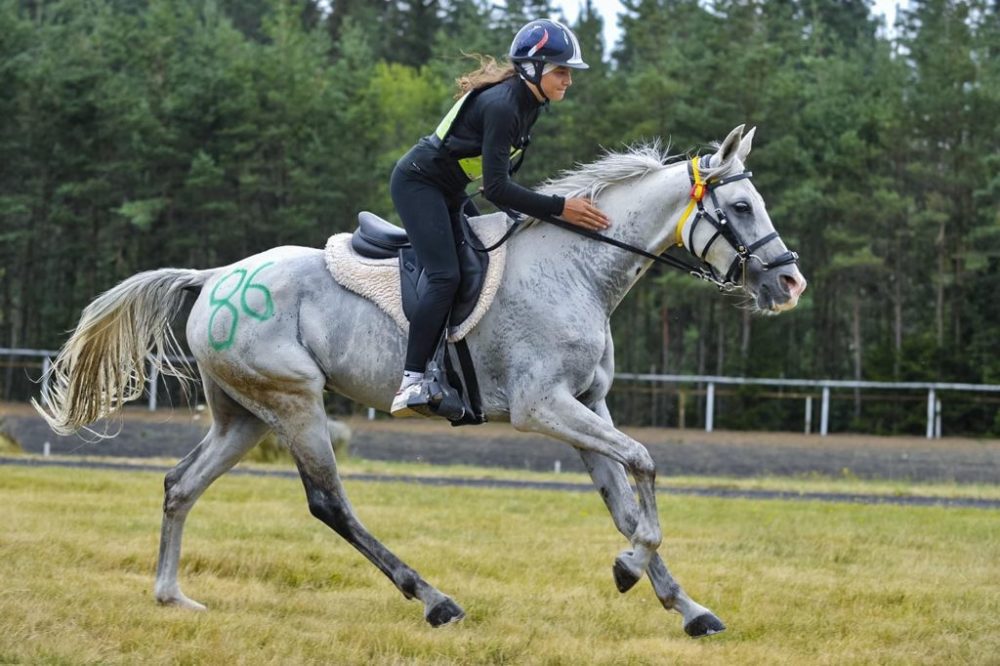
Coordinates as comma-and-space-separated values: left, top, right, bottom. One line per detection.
515, 61, 557, 105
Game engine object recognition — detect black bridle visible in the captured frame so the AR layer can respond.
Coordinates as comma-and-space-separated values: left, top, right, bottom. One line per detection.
468, 155, 799, 290
677, 154, 799, 287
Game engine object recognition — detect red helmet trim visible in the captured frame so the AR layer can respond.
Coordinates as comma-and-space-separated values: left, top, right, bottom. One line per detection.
527, 29, 549, 58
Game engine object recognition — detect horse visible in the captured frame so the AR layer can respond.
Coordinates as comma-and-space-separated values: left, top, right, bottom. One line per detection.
33, 125, 806, 637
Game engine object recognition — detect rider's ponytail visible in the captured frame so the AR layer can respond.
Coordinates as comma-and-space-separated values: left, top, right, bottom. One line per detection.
454, 53, 516, 98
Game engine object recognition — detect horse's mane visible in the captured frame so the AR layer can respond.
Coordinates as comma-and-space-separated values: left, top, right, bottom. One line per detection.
528, 140, 734, 225
524, 139, 733, 235
538, 141, 682, 200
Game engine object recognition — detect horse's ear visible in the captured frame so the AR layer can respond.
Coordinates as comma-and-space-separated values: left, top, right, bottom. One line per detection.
737, 126, 756, 162
713, 124, 745, 167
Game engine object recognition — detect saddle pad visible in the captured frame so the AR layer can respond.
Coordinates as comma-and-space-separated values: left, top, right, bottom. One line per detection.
324, 212, 510, 342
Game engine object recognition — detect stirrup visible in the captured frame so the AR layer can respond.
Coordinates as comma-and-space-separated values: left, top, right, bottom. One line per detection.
419, 360, 466, 421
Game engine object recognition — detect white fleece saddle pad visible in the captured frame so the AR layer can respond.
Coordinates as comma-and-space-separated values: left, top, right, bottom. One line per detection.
324, 212, 510, 342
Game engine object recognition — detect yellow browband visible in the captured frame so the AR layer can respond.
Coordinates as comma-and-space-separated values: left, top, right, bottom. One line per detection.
674, 156, 707, 248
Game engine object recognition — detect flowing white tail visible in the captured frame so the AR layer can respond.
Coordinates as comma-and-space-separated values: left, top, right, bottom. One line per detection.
32, 268, 210, 436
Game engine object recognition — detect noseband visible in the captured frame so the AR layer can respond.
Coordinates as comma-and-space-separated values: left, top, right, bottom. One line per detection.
673, 155, 799, 287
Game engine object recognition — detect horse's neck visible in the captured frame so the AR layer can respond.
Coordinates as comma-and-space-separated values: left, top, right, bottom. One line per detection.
512, 166, 690, 315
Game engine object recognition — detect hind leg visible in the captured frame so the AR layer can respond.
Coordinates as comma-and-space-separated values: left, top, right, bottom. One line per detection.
272, 391, 463, 626
154, 374, 269, 609
581, 400, 725, 637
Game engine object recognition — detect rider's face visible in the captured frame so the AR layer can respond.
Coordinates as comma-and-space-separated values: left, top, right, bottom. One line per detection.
540, 66, 573, 101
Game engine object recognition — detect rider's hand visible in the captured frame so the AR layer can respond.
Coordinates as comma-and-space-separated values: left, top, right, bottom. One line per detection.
561, 197, 610, 231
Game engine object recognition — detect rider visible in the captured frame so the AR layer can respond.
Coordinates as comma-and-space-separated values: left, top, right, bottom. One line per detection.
390, 18, 610, 417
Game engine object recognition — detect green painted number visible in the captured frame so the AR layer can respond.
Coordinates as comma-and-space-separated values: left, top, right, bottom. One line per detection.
241, 263, 275, 320
208, 262, 275, 350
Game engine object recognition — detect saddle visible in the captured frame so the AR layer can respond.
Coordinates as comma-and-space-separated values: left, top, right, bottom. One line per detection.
351, 212, 488, 329
325, 211, 512, 424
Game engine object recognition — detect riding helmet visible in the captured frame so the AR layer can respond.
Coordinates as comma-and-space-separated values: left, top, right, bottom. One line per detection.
509, 19, 589, 70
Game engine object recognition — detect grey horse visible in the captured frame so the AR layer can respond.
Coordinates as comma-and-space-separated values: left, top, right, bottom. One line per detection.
34, 125, 805, 637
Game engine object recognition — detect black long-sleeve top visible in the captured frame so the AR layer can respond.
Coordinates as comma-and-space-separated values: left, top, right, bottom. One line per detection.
402, 76, 565, 219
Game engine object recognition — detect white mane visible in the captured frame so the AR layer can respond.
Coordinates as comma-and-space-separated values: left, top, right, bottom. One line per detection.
536, 140, 736, 202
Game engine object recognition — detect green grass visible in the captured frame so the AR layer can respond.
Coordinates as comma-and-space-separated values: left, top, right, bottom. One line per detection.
341, 457, 1000, 501
1, 465, 997, 665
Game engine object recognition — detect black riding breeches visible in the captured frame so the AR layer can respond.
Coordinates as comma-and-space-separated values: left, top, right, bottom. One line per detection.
390, 163, 475, 373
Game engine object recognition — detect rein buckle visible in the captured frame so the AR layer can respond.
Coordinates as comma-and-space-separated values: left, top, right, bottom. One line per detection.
690, 182, 707, 202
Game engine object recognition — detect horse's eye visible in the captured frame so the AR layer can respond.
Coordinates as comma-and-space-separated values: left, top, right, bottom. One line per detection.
732, 201, 752, 214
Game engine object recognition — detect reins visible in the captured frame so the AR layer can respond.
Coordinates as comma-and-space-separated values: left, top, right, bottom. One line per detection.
464, 155, 799, 290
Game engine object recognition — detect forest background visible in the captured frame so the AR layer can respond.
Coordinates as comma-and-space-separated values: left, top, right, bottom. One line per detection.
1, 0, 998, 434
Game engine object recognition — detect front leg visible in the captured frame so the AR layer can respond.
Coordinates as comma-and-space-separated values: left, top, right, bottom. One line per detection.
579, 400, 726, 637
510, 388, 662, 591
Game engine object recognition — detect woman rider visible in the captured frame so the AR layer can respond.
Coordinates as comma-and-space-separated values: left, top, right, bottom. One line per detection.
390, 18, 610, 416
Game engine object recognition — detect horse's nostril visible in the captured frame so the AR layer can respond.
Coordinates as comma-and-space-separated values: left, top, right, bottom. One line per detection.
780, 274, 800, 295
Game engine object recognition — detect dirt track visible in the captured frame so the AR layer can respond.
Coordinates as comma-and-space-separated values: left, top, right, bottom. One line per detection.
4, 403, 999, 483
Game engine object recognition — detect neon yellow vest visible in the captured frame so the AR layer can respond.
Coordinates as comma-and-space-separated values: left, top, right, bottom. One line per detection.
434, 92, 523, 182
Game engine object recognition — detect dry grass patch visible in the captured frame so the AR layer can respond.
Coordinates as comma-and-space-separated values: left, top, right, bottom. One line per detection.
0, 420, 22, 455
1, 466, 997, 665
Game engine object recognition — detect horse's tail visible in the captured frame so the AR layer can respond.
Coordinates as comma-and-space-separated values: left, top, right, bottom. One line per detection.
32, 268, 212, 437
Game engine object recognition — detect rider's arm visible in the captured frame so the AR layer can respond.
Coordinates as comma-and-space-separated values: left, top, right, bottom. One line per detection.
480, 103, 564, 218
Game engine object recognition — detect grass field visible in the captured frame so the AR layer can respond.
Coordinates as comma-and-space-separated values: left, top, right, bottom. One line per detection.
1, 464, 998, 665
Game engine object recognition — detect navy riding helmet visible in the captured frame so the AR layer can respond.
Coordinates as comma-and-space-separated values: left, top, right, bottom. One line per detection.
509, 19, 588, 90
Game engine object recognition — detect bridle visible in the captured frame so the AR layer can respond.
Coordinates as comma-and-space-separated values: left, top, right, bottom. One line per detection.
469, 155, 799, 291
672, 155, 800, 288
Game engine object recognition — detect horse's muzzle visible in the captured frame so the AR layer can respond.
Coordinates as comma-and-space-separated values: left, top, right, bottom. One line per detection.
750, 264, 807, 313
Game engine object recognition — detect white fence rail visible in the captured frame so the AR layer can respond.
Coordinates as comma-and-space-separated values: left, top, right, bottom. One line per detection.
615, 373, 1000, 438
5, 348, 1000, 439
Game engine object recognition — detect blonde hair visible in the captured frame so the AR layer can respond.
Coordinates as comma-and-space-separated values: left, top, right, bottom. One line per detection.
454, 53, 516, 98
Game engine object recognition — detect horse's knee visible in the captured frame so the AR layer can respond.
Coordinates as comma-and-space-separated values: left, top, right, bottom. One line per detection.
629, 448, 656, 480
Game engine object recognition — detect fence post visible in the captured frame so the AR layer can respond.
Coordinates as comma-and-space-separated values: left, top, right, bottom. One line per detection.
677, 389, 686, 429
705, 382, 715, 432
649, 366, 657, 427
804, 395, 813, 434
935, 398, 942, 439
820, 386, 830, 436
148, 362, 159, 411
926, 388, 935, 439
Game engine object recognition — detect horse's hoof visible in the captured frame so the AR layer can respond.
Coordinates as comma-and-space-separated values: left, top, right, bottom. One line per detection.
426, 597, 465, 627
156, 594, 207, 611
612, 555, 643, 593
684, 613, 726, 638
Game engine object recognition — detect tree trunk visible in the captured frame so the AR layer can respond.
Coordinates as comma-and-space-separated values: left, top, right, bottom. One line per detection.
740, 308, 752, 370
852, 291, 862, 419
894, 283, 903, 378
935, 219, 945, 346
660, 304, 669, 371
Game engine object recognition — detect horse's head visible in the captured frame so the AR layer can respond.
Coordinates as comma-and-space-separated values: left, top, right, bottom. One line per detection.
679, 125, 807, 313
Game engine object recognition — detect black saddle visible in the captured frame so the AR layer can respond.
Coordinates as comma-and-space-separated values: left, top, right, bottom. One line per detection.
351, 211, 489, 328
